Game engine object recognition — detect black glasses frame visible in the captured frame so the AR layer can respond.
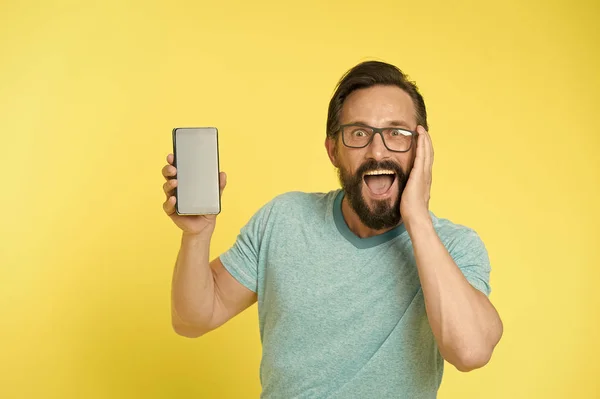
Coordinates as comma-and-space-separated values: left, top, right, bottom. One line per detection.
339, 124, 417, 153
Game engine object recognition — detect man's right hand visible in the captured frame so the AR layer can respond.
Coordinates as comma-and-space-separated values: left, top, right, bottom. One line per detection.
162, 153, 227, 237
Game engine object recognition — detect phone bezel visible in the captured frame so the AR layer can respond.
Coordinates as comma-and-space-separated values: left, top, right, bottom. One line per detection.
171, 127, 221, 216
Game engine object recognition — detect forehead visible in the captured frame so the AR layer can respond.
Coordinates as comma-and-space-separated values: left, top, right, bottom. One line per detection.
340, 85, 416, 128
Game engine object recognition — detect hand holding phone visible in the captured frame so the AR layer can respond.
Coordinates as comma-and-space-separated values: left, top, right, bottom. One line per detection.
162, 127, 225, 236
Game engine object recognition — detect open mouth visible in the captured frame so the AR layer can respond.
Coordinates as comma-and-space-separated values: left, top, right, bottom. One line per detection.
363, 169, 397, 197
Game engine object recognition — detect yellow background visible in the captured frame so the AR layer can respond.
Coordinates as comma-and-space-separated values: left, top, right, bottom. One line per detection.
1, 0, 599, 398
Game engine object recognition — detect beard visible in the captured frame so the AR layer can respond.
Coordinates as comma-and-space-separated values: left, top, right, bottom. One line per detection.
337, 159, 409, 230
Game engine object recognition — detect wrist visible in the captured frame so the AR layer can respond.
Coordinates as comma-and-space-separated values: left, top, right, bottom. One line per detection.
181, 231, 213, 244
403, 209, 434, 234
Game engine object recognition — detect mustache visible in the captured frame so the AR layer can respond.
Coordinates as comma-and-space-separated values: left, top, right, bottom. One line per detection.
356, 159, 406, 180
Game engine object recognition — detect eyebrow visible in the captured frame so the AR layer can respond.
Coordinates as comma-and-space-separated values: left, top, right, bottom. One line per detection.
347, 120, 412, 129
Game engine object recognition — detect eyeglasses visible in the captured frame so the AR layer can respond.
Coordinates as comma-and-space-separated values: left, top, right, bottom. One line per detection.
339, 124, 416, 152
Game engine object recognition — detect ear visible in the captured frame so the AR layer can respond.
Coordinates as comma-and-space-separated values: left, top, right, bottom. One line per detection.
325, 137, 340, 168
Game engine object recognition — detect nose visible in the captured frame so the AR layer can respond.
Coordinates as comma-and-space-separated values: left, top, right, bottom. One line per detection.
365, 132, 388, 160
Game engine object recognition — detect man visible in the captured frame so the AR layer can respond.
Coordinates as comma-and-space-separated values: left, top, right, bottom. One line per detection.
161, 61, 503, 398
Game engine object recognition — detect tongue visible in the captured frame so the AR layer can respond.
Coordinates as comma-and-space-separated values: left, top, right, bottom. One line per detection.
364, 175, 394, 195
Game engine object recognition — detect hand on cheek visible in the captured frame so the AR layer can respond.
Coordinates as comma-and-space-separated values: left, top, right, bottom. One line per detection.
400, 125, 434, 225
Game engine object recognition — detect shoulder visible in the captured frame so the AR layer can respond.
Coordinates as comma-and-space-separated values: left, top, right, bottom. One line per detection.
247, 190, 339, 228
431, 212, 487, 253
267, 190, 339, 212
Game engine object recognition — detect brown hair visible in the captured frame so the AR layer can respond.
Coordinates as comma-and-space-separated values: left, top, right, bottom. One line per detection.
326, 61, 428, 138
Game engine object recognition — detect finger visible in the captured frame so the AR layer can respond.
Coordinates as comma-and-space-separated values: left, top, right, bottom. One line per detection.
424, 127, 434, 162
419, 126, 434, 184
163, 196, 176, 216
163, 179, 177, 198
419, 126, 433, 166
167, 153, 174, 165
413, 126, 426, 173
219, 171, 227, 196
162, 164, 177, 180
428, 132, 434, 164
425, 128, 434, 177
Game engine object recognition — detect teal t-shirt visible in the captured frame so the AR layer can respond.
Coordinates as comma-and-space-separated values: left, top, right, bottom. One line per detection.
220, 190, 491, 399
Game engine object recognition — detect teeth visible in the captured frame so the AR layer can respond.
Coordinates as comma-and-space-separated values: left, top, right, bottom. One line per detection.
364, 169, 395, 176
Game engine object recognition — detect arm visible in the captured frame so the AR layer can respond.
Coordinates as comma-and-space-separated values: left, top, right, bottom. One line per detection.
170, 234, 257, 338
161, 154, 256, 338
406, 216, 503, 371
400, 127, 503, 371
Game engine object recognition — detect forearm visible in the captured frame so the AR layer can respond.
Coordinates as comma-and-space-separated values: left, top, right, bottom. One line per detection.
406, 215, 503, 371
171, 232, 216, 331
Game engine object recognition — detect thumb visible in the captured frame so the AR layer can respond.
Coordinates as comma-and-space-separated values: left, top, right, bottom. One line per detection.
219, 171, 227, 197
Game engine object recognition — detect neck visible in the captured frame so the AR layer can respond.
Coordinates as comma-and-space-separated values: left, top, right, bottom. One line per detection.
341, 196, 400, 238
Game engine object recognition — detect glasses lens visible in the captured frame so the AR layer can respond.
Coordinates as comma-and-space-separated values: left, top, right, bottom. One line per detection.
343, 126, 373, 148
384, 128, 413, 151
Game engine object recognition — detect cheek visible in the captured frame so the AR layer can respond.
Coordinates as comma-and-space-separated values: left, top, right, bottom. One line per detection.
394, 155, 413, 176
407, 150, 418, 170
337, 149, 364, 174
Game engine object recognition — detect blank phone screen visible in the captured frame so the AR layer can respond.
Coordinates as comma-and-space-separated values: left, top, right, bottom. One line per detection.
173, 127, 220, 215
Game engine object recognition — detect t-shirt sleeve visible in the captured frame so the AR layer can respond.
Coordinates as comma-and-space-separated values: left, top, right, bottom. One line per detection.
447, 229, 492, 296
219, 200, 276, 293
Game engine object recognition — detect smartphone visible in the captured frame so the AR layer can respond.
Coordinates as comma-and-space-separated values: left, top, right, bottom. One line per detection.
172, 127, 221, 215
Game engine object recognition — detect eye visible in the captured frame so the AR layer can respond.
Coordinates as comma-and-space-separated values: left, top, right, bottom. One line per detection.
352, 129, 368, 137
390, 129, 411, 137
